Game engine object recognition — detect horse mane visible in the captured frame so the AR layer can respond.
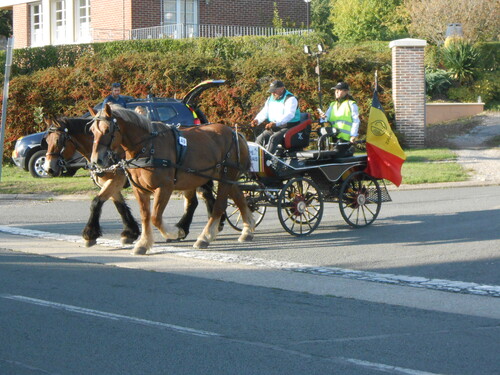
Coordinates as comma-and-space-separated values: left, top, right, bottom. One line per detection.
53, 117, 91, 135
107, 104, 153, 132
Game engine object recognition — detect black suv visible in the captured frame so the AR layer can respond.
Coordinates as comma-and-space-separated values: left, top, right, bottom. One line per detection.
11, 80, 225, 178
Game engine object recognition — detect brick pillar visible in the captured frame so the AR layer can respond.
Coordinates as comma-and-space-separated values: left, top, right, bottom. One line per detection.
389, 38, 427, 148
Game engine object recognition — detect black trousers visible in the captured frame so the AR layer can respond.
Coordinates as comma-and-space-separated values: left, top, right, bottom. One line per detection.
255, 122, 300, 154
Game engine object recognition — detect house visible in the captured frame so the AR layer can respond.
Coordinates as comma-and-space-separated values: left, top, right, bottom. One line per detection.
1, 0, 309, 49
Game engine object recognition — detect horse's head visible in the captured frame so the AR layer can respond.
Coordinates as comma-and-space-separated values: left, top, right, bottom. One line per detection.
43, 118, 77, 177
89, 103, 123, 169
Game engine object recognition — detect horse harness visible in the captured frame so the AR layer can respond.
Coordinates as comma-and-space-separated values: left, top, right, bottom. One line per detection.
94, 117, 244, 193
44, 125, 88, 167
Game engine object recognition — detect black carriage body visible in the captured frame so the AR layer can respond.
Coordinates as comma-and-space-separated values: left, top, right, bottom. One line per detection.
225, 142, 391, 236
247, 142, 369, 200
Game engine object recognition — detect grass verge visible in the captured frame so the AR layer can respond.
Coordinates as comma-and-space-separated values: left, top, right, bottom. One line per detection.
401, 148, 467, 185
0, 164, 102, 195
0, 148, 469, 195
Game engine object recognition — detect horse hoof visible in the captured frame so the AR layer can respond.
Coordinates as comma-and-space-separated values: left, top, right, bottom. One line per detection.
177, 228, 187, 240
121, 237, 136, 245
133, 246, 148, 255
85, 239, 97, 247
238, 233, 254, 242
193, 240, 209, 249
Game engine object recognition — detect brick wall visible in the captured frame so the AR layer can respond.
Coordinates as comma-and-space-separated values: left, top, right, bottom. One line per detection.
131, 0, 162, 29
12, 4, 30, 49
199, 0, 308, 27
389, 39, 427, 148
91, 0, 132, 40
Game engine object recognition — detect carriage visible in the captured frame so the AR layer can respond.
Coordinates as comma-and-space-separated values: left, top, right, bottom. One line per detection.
224, 126, 392, 237
84, 103, 393, 253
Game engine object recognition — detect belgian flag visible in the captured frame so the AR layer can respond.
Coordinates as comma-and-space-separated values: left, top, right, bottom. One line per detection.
364, 90, 406, 186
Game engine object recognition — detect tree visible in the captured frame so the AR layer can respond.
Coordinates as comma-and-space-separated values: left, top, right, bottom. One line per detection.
329, 0, 407, 42
311, 0, 335, 39
404, 0, 500, 44
0, 9, 12, 38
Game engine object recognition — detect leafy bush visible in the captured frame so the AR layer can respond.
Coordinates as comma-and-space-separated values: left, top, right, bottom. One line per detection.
441, 40, 479, 83
447, 71, 500, 107
330, 0, 407, 42
475, 42, 500, 72
425, 69, 452, 98
0, 37, 393, 160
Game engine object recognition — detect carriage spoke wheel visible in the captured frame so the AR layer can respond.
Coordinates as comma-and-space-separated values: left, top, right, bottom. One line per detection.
277, 177, 324, 236
226, 191, 267, 232
339, 171, 381, 228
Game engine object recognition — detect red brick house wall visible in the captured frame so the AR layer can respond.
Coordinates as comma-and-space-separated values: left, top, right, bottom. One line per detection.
7, 0, 309, 48
12, 4, 30, 49
131, 0, 162, 29
199, 0, 308, 27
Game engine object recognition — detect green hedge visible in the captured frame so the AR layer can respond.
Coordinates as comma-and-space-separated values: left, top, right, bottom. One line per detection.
1, 35, 392, 160
425, 41, 500, 106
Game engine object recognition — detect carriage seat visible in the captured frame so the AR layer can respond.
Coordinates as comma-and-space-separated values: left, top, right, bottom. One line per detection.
282, 112, 312, 151
296, 141, 355, 160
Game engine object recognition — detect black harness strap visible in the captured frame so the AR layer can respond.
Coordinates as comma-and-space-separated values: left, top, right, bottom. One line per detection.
121, 127, 245, 186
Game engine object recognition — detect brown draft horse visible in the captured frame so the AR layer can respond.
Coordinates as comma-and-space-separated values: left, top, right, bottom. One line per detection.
88, 103, 255, 254
43, 116, 222, 248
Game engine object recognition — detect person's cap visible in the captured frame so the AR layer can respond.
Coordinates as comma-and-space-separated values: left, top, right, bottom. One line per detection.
268, 80, 285, 93
332, 82, 349, 90
111, 82, 121, 88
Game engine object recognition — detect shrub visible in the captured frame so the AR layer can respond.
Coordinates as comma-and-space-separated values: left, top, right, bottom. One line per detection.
1, 36, 393, 160
447, 72, 500, 106
441, 40, 479, 83
425, 69, 452, 98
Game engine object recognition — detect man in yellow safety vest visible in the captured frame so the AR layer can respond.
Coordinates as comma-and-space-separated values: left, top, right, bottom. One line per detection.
320, 82, 360, 143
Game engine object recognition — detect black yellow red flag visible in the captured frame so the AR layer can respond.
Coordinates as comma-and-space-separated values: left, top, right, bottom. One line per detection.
364, 90, 406, 186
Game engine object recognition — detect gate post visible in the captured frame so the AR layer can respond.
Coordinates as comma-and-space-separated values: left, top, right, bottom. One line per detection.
389, 38, 427, 148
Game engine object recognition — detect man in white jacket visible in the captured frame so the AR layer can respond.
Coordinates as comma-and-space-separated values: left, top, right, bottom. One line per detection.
251, 80, 301, 154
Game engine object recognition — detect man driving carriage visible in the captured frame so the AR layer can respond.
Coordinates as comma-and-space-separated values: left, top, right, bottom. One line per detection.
319, 81, 360, 143
251, 80, 301, 154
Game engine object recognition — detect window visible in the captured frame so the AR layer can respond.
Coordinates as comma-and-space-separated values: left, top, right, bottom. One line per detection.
30, 2, 43, 47
52, 0, 67, 44
76, 0, 91, 42
163, 0, 198, 37
155, 104, 179, 123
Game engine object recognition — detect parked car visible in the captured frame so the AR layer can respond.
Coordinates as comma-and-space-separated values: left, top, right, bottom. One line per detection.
11, 80, 226, 178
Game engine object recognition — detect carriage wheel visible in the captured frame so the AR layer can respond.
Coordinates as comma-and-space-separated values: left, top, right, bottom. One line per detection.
339, 171, 382, 228
277, 177, 324, 236
226, 191, 267, 232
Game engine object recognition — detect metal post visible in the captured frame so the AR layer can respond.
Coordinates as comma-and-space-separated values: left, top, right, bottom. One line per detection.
316, 55, 322, 109
0, 37, 14, 181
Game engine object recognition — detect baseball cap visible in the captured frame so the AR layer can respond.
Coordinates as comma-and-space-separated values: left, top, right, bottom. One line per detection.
332, 82, 349, 90
268, 80, 285, 93
111, 82, 121, 88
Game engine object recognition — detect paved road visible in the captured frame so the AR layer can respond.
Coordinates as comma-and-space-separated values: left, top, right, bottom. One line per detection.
0, 186, 499, 374
1, 248, 499, 375
1, 185, 499, 286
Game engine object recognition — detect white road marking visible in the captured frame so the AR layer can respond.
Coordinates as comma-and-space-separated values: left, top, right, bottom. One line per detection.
1, 225, 499, 297
341, 358, 446, 375
1, 294, 220, 338
2, 293, 446, 374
